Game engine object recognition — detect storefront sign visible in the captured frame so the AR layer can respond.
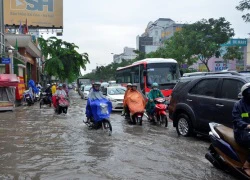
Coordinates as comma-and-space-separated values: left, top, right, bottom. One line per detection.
221, 39, 247, 47
1, 58, 10, 64
215, 62, 228, 71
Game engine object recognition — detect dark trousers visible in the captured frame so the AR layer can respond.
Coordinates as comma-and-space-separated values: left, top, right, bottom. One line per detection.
236, 131, 250, 162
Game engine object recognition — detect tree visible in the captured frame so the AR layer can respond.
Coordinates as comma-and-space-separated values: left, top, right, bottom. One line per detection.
236, 0, 250, 22
133, 50, 146, 61
147, 18, 235, 71
83, 59, 137, 81
223, 46, 244, 61
38, 37, 89, 82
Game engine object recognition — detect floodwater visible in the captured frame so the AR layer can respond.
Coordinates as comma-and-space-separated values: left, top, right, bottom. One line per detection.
0, 91, 236, 180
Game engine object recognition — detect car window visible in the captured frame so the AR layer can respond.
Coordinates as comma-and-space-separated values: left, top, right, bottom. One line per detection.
220, 79, 244, 100
189, 79, 219, 97
85, 86, 91, 91
108, 87, 126, 95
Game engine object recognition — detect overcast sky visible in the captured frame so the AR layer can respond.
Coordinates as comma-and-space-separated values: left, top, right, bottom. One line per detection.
60, 0, 249, 74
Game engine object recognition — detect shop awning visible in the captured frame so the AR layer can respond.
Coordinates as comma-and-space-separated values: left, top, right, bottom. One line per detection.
5, 34, 41, 58
0, 74, 20, 87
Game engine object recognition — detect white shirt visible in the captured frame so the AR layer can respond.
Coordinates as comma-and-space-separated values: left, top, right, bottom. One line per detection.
55, 89, 67, 97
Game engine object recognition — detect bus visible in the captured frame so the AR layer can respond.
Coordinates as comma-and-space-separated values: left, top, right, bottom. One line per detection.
116, 58, 180, 97
76, 77, 91, 94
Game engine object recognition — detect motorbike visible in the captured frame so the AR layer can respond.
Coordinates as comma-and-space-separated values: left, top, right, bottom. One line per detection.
23, 90, 34, 106
131, 112, 144, 125
34, 87, 42, 102
83, 102, 112, 135
205, 122, 250, 179
53, 95, 69, 114
152, 97, 168, 127
40, 92, 52, 108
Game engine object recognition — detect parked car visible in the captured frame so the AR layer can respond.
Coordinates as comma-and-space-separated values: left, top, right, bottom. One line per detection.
81, 85, 92, 100
168, 71, 250, 137
103, 86, 126, 111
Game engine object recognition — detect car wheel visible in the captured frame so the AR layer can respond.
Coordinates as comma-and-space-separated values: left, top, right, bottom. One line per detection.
176, 113, 193, 137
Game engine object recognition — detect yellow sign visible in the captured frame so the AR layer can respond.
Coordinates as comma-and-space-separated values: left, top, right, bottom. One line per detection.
4, 0, 63, 28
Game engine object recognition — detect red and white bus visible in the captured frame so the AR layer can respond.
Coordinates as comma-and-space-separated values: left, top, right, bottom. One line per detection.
116, 58, 180, 97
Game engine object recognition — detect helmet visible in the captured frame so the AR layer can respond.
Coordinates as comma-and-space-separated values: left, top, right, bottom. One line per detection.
241, 83, 250, 96
47, 84, 50, 86
58, 83, 63, 87
131, 83, 137, 87
152, 82, 158, 87
93, 82, 101, 86
127, 83, 132, 87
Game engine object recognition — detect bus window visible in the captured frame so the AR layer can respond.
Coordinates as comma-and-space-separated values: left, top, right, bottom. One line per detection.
134, 66, 139, 83
147, 63, 180, 88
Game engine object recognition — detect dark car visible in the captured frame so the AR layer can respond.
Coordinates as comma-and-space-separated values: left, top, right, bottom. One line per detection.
168, 71, 250, 137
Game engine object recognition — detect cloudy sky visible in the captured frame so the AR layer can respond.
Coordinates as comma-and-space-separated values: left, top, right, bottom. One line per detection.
60, 0, 249, 74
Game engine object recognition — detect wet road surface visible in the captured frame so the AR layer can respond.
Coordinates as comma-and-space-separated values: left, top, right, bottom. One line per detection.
0, 90, 236, 180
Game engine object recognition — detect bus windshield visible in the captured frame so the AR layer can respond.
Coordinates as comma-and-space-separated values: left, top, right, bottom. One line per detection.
146, 63, 180, 87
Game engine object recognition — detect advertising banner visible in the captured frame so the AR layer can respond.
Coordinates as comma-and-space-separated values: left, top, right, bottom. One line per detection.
4, 0, 63, 28
214, 62, 229, 71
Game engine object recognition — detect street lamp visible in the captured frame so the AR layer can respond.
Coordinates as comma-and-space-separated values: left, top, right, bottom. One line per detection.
7, 46, 15, 74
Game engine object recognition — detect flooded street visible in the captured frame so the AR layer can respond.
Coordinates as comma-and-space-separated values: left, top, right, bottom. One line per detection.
0, 90, 235, 180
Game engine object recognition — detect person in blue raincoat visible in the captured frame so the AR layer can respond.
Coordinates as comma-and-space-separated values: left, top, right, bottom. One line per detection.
85, 82, 112, 124
28, 80, 39, 101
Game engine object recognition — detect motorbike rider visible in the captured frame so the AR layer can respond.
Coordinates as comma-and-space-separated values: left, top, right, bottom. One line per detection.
55, 84, 67, 97
124, 84, 145, 123
36, 82, 42, 89
44, 84, 52, 101
232, 83, 250, 176
51, 83, 57, 95
85, 82, 111, 124
146, 82, 164, 122
121, 83, 132, 117
28, 80, 39, 101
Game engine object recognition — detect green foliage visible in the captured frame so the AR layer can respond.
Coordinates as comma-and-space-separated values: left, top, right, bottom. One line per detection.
83, 59, 137, 81
38, 37, 89, 82
223, 46, 244, 61
236, 0, 250, 22
146, 17, 235, 71
83, 49, 146, 81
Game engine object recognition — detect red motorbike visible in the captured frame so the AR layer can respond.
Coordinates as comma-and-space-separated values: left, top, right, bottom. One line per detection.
153, 97, 168, 127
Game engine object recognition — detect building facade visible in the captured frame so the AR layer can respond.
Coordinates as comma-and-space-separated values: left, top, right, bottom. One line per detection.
136, 18, 181, 53
0, 0, 4, 55
188, 38, 249, 72
113, 47, 137, 63
161, 23, 184, 42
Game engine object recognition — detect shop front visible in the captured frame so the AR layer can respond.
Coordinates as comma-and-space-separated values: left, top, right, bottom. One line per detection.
4, 34, 41, 103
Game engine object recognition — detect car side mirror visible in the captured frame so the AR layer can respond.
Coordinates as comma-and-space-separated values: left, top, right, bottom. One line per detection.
238, 93, 242, 100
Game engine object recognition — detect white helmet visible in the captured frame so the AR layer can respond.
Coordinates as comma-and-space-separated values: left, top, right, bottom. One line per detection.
47, 84, 50, 86
240, 83, 250, 96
